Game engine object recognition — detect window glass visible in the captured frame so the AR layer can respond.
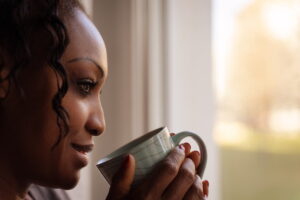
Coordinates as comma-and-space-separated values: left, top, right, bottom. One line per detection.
213, 0, 300, 199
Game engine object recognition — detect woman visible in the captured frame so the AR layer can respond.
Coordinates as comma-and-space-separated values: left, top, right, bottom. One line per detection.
0, 0, 209, 199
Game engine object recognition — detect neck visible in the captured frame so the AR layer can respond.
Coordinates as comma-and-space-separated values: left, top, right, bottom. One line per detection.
0, 129, 31, 200
0, 161, 30, 200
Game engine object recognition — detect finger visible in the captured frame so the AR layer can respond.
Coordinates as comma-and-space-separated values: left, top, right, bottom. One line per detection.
183, 175, 205, 200
106, 155, 135, 200
187, 151, 200, 168
139, 145, 186, 198
162, 158, 196, 200
203, 180, 209, 197
181, 143, 191, 155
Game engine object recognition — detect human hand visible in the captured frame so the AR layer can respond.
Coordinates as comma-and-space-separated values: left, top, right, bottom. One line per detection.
106, 142, 209, 200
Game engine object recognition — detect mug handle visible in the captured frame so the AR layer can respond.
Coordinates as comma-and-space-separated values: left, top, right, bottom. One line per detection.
171, 131, 207, 178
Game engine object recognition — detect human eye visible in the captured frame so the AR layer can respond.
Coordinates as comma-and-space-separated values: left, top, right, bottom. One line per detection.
77, 78, 97, 95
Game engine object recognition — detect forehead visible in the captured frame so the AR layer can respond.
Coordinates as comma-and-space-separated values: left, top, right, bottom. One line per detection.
61, 9, 107, 75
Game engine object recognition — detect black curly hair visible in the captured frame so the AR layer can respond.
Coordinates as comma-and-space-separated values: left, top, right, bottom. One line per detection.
0, 0, 84, 148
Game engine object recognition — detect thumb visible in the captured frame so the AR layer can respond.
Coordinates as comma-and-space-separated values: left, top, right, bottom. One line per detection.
106, 154, 135, 200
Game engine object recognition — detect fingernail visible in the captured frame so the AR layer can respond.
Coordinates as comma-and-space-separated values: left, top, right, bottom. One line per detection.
204, 180, 209, 188
184, 142, 191, 150
178, 144, 185, 151
204, 195, 208, 200
122, 155, 130, 168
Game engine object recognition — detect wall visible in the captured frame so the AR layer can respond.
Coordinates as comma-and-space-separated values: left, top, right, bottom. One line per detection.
69, 0, 219, 199
165, 1, 219, 200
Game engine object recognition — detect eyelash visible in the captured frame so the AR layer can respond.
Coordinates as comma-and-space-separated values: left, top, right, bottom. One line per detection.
77, 79, 97, 95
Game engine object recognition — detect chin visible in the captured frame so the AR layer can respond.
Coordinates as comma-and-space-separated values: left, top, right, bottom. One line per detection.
60, 173, 80, 190
35, 174, 79, 190
54, 170, 81, 190
59, 180, 79, 190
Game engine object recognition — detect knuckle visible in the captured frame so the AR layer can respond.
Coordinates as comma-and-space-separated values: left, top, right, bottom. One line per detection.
193, 185, 203, 196
180, 167, 195, 184
191, 177, 204, 197
161, 159, 178, 176
170, 147, 185, 160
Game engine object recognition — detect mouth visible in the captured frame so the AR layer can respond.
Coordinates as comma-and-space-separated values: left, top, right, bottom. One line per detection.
71, 143, 94, 155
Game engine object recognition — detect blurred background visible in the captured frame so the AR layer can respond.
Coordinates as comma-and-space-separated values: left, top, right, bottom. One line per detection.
68, 0, 300, 199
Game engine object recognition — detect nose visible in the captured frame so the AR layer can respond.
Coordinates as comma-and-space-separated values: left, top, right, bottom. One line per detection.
85, 104, 105, 136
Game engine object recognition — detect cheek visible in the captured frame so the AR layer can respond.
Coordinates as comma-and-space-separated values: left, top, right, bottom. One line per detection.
21, 94, 59, 148
6, 93, 59, 154
19, 106, 60, 159
62, 94, 89, 132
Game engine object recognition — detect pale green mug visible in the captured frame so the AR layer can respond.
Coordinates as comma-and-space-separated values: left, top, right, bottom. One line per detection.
96, 127, 207, 186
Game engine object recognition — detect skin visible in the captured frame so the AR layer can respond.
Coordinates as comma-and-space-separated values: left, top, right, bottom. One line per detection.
0, 8, 209, 200
0, 9, 107, 199
108, 143, 209, 200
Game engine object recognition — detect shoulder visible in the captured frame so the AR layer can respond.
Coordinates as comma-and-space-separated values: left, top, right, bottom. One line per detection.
28, 184, 71, 200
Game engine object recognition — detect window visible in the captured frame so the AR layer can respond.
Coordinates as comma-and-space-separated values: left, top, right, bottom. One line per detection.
213, 0, 300, 199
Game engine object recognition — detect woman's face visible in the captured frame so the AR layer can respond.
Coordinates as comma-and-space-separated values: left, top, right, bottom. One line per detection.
0, 9, 107, 189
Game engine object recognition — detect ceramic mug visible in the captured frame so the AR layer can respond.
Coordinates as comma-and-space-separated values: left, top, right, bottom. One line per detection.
96, 127, 207, 186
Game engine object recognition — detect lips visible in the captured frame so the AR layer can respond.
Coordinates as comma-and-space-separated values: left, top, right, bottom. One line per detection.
71, 143, 94, 155
71, 143, 94, 168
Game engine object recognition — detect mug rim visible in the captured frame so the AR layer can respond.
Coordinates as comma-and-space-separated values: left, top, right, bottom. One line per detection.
96, 126, 167, 167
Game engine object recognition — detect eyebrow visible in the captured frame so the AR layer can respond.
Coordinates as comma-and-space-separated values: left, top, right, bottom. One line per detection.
67, 57, 105, 77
